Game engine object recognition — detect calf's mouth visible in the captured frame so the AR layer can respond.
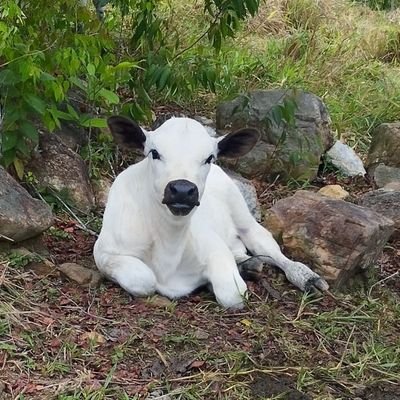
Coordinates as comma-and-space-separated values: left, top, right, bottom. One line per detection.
162, 179, 200, 217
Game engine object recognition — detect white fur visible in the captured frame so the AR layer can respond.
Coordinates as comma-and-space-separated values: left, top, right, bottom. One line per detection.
94, 118, 328, 309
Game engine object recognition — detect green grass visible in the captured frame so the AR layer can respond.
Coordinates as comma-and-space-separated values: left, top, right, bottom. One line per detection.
1, 249, 399, 399
155, 0, 400, 153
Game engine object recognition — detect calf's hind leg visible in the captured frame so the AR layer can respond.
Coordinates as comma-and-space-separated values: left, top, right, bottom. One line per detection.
226, 183, 328, 292
240, 221, 329, 292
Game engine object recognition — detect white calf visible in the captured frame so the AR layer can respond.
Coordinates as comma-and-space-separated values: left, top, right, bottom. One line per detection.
94, 116, 328, 308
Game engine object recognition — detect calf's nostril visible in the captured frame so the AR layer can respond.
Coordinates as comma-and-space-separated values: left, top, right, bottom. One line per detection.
170, 185, 178, 194
188, 188, 195, 196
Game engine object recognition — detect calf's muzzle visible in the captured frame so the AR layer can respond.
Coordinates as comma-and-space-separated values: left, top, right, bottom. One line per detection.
162, 179, 200, 216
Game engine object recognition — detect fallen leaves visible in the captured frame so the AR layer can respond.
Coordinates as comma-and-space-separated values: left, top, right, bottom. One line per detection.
80, 331, 106, 345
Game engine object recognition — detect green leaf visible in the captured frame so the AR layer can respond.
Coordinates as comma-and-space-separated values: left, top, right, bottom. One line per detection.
87, 63, 96, 76
2, 131, 18, 151
24, 93, 46, 115
1, 149, 16, 167
81, 118, 108, 128
20, 121, 38, 142
49, 108, 75, 121
16, 137, 31, 156
40, 72, 56, 82
99, 88, 120, 104
157, 67, 171, 91
13, 158, 24, 180
67, 104, 79, 120
115, 61, 138, 70
70, 76, 87, 91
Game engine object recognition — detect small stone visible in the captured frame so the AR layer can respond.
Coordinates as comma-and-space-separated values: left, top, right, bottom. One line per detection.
147, 295, 172, 308
146, 390, 171, 400
27, 260, 57, 277
318, 185, 349, 200
326, 141, 366, 177
80, 331, 106, 345
58, 262, 102, 287
193, 330, 210, 340
371, 164, 400, 188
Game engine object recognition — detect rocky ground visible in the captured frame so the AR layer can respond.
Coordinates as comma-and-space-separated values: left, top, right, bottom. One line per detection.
1, 93, 400, 399
0, 175, 399, 400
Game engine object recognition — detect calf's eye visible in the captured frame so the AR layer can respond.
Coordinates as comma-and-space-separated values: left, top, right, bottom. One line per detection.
149, 149, 161, 160
204, 154, 214, 164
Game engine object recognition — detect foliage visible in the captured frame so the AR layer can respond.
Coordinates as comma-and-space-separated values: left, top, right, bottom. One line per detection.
0, 0, 260, 177
354, 0, 400, 10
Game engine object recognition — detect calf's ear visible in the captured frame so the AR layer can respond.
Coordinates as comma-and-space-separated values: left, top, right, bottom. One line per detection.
217, 128, 260, 158
107, 116, 146, 150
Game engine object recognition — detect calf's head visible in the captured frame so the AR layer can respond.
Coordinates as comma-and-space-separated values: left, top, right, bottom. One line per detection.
107, 116, 259, 217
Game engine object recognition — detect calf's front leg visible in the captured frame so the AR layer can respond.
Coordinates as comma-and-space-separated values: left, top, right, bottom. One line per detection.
197, 233, 248, 309
95, 254, 157, 297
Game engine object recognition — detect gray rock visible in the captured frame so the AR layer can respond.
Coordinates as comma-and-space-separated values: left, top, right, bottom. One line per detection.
0, 166, 53, 242
222, 141, 274, 180
326, 141, 366, 177
216, 89, 333, 182
55, 120, 88, 151
264, 190, 394, 287
93, 177, 112, 209
194, 115, 215, 127
224, 169, 261, 221
384, 181, 400, 191
27, 134, 95, 212
366, 122, 400, 169
358, 189, 400, 230
371, 164, 400, 188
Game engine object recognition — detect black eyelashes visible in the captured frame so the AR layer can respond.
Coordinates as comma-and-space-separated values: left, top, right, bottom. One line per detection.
205, 155, 214, 164
149, 149, 161, 160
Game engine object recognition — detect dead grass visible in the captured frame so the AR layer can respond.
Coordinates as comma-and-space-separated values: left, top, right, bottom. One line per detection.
0, 210, 399, 399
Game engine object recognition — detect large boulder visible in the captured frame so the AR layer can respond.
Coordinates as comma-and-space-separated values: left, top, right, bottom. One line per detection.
366, 122, 400, 170
225, 169, 261, 221
93, 177, 112, 209
358, 189, 400, 230
216, 90, 333, 182
263, 190, 394, 287
54, 120, 88, 152
370, 164, 400, 188
0, 166, 53, 242
27, 134, 95, 212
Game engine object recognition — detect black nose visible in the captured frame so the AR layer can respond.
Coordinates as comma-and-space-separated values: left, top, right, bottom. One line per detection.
162, 180, 200, 216
163, 179, 199, 204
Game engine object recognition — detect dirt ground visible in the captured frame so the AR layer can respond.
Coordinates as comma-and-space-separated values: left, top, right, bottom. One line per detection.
0, 176, 399, 399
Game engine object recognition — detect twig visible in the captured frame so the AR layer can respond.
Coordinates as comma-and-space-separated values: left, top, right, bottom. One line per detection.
172, 5, 226, 61
333, 324, 355, 370
51, 191, 98, 237
0, 233, 14, 242
154, 347, 169, 367
367, 270, 400, 299
0, 40, 57, 68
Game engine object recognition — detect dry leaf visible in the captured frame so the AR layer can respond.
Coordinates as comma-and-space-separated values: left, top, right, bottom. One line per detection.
80, 331, 106, 345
